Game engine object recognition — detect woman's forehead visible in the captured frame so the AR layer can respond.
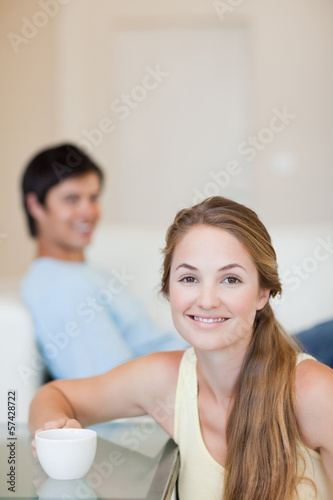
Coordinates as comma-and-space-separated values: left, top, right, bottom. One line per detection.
171, 225, 255, 270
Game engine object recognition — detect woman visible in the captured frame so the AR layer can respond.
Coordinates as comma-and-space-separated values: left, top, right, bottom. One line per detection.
29, 196, 333, 499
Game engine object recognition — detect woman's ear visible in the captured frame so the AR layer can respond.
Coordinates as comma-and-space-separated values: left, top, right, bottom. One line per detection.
256, 288, 271, 311
25, 192, 45, 221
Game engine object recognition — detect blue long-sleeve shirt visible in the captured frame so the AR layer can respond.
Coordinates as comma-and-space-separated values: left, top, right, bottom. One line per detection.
21, 258, 186, 379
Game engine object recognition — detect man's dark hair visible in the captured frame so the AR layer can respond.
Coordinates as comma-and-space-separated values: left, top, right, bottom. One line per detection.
21, 143, 104, 237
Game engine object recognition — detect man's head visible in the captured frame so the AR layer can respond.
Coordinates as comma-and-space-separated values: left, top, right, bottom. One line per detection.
22, 143, 104, 260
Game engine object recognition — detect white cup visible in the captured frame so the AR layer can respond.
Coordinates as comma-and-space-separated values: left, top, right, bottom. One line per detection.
35, 428, 97, 480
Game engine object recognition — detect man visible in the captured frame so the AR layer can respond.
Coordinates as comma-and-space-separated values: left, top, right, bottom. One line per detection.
21, 143, 186, 380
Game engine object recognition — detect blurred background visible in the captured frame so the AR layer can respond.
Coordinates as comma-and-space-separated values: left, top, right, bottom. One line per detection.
1, 0, 333, 422
1, 0, 333, 280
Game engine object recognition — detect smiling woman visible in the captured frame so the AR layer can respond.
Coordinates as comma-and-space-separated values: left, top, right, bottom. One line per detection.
168, 225, 270, 353
28, 196, 333, 500
160, 197, 333, 499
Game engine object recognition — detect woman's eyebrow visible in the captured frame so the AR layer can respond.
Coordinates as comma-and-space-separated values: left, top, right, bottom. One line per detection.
175, 263, 197, 271
175, 263, 246, 272
219, 263, 246, 272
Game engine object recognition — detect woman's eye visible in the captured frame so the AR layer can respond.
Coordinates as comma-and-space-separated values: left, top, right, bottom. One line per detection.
223, 276, 239, 284
181, 276, 197, 283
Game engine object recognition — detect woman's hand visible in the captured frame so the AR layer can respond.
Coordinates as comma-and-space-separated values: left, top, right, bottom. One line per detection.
31, 418, 82, 456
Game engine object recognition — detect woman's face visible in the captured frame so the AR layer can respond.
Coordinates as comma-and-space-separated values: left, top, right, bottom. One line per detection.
168, 225, 270, 353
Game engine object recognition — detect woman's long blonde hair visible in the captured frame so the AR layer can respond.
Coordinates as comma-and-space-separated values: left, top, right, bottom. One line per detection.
161, 196, 309, 500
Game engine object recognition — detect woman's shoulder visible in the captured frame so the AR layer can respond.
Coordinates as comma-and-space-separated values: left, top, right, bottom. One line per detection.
132, 350, 185, 435
134, 350, 185, 389
295, 355, 333, 397
146, 349, 185, 368
295, 356, 333, 450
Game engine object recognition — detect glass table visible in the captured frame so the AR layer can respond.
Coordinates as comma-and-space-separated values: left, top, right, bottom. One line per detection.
0, 417, 179, 500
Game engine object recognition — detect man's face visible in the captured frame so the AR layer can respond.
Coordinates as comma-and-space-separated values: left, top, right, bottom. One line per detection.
36, 172, 101, 257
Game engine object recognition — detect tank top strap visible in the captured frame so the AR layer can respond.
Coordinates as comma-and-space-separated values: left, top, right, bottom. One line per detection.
182, 347, 198, 399
296, 352, 316, 365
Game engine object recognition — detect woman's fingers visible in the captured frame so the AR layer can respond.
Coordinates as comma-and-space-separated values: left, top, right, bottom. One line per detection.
31, 418, 82, 456
63, 419, 82, 429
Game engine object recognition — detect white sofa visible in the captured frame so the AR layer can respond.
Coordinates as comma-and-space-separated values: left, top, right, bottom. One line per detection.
0, 223, 332, 422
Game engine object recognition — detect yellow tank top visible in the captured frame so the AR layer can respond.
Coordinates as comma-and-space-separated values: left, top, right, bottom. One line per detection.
173, 348, 333, 500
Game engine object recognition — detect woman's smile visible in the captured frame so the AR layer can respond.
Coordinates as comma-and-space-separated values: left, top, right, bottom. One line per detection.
188, 315, 230, 328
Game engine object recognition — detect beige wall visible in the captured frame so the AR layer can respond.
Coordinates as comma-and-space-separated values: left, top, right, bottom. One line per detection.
1, 0, 333, 279
0, 0, 57, 279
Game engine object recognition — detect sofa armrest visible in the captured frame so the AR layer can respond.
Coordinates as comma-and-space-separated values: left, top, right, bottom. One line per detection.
0, 295, 44, 423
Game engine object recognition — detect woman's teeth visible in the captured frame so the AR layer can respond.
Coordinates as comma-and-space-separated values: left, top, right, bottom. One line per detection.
193, 316, 227, 323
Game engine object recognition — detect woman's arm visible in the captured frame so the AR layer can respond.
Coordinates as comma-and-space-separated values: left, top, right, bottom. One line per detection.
29, 351, 183, 437
295, 359, 333, 484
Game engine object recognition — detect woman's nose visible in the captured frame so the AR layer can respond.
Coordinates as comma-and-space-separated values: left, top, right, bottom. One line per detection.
196, 284, 221, 310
